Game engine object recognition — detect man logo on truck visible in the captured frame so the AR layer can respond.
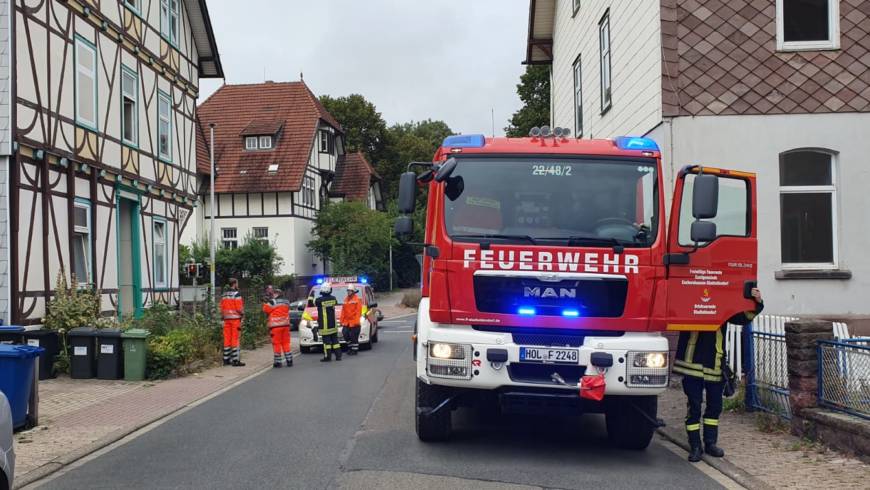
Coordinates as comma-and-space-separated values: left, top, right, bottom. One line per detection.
523, 286, 577, 299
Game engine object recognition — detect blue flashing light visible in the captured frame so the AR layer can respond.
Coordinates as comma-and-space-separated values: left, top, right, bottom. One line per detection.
359, 276, 369, 284
562, 309, 580, 318
442, 134, 486, 148
517, 307, 537, 316
315, 277, 324, 285
614, 136, 660, 152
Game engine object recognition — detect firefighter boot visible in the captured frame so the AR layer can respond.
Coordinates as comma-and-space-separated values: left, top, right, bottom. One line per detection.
284, 353, 293, 367
704, 423, 725, 457
320, 349, 332, 362
335, 348, 342, 361
688, 428, 703, 462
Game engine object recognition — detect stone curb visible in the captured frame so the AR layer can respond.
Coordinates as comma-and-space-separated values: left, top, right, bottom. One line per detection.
657, 425, 774, 490
13, 348, 287, 489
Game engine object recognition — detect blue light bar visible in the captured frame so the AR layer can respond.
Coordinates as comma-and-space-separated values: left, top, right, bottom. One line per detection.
442, 134, 486, 148
517, 307, 537, 316
562, 309, 580, 318
315, 277, 324, 285
614, 136, 659, 152
359, 276, 368, 284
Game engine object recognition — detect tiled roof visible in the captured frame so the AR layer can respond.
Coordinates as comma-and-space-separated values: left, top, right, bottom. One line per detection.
661, 0, 870, 117
196, 81, 342, 193
240, 119, 284, 136
331, 152, 379, 200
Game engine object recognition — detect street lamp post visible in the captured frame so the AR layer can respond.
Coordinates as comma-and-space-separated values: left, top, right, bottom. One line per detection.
388, 226, 393, 292
209, 123, 216, 303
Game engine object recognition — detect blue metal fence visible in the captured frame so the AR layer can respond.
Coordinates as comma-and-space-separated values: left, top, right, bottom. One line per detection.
745, 323, 792, 419
817, 338, 870, 420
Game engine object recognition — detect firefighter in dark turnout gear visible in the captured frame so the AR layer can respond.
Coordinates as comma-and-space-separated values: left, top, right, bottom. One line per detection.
675, 288, 763, 462
303, 283, 342, 362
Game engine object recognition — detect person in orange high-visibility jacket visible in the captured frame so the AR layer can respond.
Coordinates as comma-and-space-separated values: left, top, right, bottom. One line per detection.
220, 278, 245, 367
340, 285, 364, 355
263, 289, 293, 368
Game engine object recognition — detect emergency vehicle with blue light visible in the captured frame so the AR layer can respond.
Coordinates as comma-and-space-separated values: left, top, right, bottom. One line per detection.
297, 276, 381, 352
394, 128, 758, 448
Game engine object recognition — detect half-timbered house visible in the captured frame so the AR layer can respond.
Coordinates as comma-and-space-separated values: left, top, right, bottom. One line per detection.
187, 81, 384, 280
7, 0, 222, 323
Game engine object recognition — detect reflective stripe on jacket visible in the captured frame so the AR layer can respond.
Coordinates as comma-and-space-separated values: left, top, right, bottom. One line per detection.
314, 294, 339, 335
220, 290, 244, 320
263, 298, 291, 328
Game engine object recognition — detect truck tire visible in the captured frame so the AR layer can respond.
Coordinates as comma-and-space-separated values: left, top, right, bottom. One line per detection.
415, 378, 452, 441
605, 395, 658, 450
301, 345, 312, 354
372, 328, 379, 343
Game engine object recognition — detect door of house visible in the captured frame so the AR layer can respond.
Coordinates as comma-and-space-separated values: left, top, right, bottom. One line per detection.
117, 192, 142, 317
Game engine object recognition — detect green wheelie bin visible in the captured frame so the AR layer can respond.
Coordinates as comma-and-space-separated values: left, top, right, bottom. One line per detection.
122, 329, 150, 381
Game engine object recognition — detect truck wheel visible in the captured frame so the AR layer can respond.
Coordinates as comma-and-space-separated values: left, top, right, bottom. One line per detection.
361, 341, 372, 351
605, 395, 657, 450
415, 378, 452, 441
372, 328, 379, 343
301, 345, 312, 354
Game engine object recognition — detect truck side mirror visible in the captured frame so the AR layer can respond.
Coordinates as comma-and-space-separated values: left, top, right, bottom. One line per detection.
692, 174, 719, 219
398, 172, 418, 214
690, 220, 717, 243
394, 215, 413, 240
433, 157, 458, 183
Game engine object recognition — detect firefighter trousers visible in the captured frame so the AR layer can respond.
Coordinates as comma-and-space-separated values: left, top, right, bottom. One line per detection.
270, 326, 293, 365
321, 332, 341, 360
683, 376, 724, 446
343, 326, 361, 353
223, 319, 242, 362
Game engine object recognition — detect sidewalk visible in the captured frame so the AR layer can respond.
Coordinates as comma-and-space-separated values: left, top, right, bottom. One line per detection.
13, 344, 280, 487
658, 386, 869, 489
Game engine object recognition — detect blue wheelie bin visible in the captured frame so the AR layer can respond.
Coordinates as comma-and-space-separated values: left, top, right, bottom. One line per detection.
0, 344, 44, 429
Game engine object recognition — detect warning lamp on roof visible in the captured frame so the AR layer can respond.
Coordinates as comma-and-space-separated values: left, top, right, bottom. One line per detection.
442, 134, 486, 148
614, 136, 660, 152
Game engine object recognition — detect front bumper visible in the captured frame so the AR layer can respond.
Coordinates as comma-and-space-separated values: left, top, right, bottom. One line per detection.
299, 321, 370, 347
417, 323, 669, 396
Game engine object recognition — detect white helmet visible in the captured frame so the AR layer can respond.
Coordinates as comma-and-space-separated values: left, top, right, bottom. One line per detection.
320, 282, 332, 295
347, 284, 358, 293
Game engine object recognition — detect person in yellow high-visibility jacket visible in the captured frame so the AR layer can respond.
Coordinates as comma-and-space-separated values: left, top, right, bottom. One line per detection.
303, 283, 341, 362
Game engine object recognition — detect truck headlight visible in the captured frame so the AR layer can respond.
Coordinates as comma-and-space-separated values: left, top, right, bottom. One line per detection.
427, 342, 472, 380
626, 351, 669, 387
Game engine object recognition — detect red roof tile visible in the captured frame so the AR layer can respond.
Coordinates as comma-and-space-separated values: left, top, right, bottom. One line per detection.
332, 152, 379, 200
196, 81, 342, 193
240, 119, 285, 136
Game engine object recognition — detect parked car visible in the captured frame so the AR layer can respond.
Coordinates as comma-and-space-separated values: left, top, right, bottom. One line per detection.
289, 300, 306, 331
299, 279, 380, 353
0, 392, 14, 490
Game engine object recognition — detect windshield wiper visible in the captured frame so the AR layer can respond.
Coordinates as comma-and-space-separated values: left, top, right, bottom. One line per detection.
451, 234, 538, 245
538, 234, 626, 253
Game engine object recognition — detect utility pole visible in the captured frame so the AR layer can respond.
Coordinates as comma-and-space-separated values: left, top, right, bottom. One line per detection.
209, 123, 216, 303
388, 225, 393, 292
491, 108, 495, 137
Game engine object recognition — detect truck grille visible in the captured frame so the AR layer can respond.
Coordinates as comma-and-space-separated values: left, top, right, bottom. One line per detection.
473, 274, 628, 317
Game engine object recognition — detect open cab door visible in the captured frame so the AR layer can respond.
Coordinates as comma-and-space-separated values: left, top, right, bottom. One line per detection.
665, 166, 758, 332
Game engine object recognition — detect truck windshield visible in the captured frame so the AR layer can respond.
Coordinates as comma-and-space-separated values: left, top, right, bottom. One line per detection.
443, 157, 658, 247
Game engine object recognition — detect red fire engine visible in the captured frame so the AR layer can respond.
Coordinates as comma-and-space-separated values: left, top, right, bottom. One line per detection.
395, 128, 757, 448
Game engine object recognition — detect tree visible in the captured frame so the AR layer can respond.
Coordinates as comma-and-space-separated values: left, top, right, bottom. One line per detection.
319, 94, 388, 164
308, 201, 395, 289
380, 120, 453, 199
180, 236, 283, 287
505, 65, 551, 137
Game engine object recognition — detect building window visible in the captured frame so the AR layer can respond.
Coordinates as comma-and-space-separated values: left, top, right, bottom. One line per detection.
573, 0, 581, 16
253, 227, 268, 242
75, 37, 98, 130
259, 136, 273, 149
302, 175, 316, 207
779, 150, 837, 268
573, 55, 583, 138
158, 91, 172, 161
320, 131, 330, 153
599, 11, 612, 113
222, 228, 238, 249
777, 0, 839, 51
121, 66, 138, 146
161, 0, 179, 46
153, 219, 168, 288
245, 136, 258, 150
72, 200, 91, 285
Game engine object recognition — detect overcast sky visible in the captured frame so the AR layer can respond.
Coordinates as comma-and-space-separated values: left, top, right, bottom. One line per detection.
199, 0, 529, 136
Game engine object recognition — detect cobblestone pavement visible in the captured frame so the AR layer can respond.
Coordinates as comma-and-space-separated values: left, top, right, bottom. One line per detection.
14, 344, 277, 481
659, 385, 870, 488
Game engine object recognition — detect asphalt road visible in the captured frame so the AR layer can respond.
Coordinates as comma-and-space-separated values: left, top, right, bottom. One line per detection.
36, 315, 731, 489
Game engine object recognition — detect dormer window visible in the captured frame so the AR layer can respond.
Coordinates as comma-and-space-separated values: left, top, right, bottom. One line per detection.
245, 135, 274, 151
267, 164, 279, 174
319, 130, 335, 154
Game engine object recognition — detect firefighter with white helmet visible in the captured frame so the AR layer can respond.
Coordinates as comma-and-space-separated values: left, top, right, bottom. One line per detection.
303, 282, 342, 362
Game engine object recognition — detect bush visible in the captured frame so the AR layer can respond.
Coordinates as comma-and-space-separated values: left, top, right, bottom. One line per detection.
44, 273, 102, 374
147, 329, 196, 380
401, 290, 422, 309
